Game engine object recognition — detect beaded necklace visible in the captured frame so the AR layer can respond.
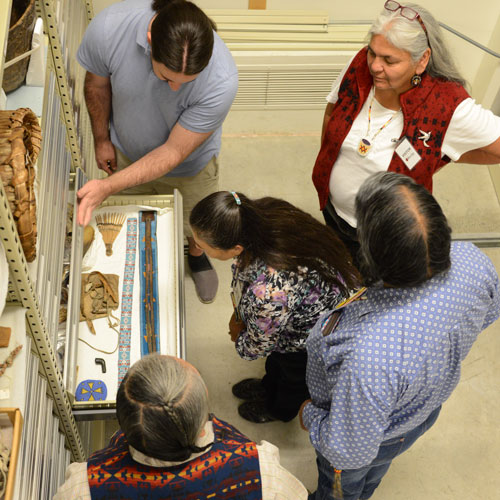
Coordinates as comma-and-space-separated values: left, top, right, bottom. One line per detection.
357, 91, 401, 157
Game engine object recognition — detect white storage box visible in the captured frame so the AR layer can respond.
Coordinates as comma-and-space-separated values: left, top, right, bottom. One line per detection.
67, 193, 185, 419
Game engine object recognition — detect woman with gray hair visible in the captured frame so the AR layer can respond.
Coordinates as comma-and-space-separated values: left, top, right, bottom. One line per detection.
313, 1, 500, 260
54, 354, 308, 499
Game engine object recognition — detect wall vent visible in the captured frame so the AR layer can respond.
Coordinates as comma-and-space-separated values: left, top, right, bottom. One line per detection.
234, 68, 341, 108
230, 52, 358, 110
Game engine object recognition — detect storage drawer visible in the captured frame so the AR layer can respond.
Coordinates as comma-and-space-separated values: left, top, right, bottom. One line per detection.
66, 192, 185, 419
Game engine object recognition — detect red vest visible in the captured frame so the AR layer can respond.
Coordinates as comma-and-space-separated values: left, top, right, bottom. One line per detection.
312, 47, 469, 210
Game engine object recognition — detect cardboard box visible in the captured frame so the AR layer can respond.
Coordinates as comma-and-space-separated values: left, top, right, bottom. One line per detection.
0, 408, 23, 500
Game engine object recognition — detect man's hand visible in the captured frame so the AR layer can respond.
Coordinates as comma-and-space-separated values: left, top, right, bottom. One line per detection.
228, 310, 245, 343
77, 179, 113, 226
95, 139, 117, 174
299, 399, 312, 431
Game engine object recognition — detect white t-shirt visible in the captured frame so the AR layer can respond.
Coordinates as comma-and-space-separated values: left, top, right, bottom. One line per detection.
326, 62, 500, 227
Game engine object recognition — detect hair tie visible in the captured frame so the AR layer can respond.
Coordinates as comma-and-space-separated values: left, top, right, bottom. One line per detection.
229, 191, 241, 206
189, 441, 213, 454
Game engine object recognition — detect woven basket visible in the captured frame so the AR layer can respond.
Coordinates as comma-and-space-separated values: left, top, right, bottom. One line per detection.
0, 108, 41, 262
2, 0, 36, 93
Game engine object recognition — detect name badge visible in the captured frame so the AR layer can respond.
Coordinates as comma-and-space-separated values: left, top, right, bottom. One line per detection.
395, 137, 421, 170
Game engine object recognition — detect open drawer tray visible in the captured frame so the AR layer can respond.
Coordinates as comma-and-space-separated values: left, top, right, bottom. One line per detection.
64, 191, 185, 420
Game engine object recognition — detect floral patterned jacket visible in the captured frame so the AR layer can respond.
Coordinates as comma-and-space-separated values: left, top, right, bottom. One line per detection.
232, 258, 347, 360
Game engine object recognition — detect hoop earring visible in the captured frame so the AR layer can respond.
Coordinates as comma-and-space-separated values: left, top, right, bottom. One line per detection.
411, 74, 422, 86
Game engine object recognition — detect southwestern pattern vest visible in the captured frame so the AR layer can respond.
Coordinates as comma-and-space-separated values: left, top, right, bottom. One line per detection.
312, 47, 469, 210
87, 415, 262, 500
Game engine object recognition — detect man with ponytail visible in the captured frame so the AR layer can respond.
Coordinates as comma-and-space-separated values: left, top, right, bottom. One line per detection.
54, 354, 308, 499
76, 0, 238, 303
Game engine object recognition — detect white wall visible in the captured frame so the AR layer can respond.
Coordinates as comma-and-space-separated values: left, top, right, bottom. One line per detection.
93, 0, 500, 101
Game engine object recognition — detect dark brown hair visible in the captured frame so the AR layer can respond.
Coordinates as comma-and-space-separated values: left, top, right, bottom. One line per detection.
356, 172, 451, 287
151, 0, 216, 75
190, 192, 360, 294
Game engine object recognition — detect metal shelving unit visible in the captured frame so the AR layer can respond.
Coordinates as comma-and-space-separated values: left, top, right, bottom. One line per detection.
0, 0, 96, 496
1, 1, 186, 495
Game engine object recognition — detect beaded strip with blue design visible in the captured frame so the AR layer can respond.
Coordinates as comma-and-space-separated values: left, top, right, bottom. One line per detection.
118, 217, 138, 384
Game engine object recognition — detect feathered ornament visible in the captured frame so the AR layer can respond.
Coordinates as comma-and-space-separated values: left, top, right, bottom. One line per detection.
95, 212, 126, 256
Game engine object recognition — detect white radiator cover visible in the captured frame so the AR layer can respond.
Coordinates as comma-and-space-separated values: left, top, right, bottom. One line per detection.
231, 51, 357, 109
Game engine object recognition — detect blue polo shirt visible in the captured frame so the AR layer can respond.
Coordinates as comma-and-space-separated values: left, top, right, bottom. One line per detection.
303, 241, 500, 469
77, 0, 238, 176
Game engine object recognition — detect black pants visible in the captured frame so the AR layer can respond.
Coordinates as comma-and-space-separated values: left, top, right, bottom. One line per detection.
262, 350, 310, 422
323, 199, 360, 267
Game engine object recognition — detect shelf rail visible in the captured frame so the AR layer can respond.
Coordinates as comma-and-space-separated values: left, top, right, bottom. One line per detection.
0, 181, 84, 461
439, 22, 500, 59
38, 0, 82, 171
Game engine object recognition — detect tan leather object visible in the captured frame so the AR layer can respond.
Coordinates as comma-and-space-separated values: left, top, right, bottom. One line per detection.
80, 271, 119, 335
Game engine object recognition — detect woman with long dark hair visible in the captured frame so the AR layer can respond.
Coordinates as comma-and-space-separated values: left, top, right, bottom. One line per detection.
190, 191, 360, 423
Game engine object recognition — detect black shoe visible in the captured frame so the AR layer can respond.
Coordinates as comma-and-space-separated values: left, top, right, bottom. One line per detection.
238, 401, 276, 423
232, 378, 266, 400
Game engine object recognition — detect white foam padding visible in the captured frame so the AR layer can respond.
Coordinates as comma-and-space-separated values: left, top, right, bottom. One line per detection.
75, 205, 176, 402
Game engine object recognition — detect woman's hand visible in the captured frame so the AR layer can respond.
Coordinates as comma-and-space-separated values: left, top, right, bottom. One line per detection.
228, 310, 245, 342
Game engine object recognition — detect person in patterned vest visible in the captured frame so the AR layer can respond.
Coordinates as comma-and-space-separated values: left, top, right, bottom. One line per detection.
54, 353, 307, 500
313, 1, 500, 260
301, 172, 500, 500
